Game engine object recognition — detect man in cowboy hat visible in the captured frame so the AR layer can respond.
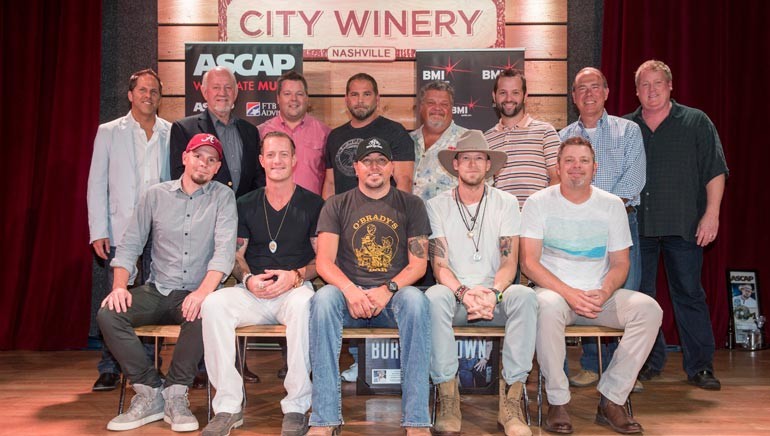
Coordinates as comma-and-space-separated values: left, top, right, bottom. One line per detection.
426, 130, 537, 436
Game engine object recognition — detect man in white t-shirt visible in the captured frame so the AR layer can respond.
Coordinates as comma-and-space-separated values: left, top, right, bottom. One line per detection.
520, 136, 661, 435
426, 130, 536, 436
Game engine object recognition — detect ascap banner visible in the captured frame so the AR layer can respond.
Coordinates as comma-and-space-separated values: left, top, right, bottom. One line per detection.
219, 0, 505, 60
184, 42, 303, 126
415, 49, 525, 130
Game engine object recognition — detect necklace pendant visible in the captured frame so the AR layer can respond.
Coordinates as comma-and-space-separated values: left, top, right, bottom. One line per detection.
269, 240, 278, 254
467, 231, 474, 239
473, 252, 482, 262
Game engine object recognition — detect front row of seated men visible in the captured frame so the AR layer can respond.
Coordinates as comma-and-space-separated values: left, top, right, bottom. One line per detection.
97, 130, 662, 436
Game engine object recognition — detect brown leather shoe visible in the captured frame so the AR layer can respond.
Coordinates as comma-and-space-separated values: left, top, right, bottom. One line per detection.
242, 363, 260, 384
544, 404, 572, 434
595, 399, 643, 434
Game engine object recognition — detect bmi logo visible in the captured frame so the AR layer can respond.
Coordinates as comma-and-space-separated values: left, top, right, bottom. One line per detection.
246, 102, 261, 117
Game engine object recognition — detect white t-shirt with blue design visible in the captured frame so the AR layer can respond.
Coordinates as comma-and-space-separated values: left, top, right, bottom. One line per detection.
520, 185, 631, 290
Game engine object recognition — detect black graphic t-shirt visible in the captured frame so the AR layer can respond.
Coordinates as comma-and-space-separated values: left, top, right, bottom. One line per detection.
317, 188, 430, 287
237, 186, 324, 273
324, 116, 415, 194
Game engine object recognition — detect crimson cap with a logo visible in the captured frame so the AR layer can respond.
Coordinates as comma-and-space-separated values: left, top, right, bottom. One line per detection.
185, 133, 223, 160
355, 137, 392, 161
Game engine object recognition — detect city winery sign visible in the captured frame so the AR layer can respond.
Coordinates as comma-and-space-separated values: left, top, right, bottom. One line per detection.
219, 0, 505, 60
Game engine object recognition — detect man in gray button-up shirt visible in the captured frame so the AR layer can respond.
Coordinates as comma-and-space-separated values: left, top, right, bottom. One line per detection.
97, 133, 237, 432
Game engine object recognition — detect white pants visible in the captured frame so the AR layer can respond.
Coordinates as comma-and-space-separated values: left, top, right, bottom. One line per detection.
201, 283, 314, 414
535, 287, 662, 406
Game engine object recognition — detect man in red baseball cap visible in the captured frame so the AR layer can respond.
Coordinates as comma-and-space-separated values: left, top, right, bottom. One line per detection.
98, 132, 237, 432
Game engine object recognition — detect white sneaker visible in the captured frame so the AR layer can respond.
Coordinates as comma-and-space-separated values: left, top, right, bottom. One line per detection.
162, 384, 199, 432
107, 384, 165, 431
340, 363, 358, 382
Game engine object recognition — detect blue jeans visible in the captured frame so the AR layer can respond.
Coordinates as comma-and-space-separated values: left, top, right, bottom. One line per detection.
639, 235, 715, 376
580, 210, 640, 373
309, 285, 431, 427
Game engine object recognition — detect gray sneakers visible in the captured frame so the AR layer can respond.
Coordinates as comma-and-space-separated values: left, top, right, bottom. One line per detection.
281, 412, 309, 436
201, 411, 244, 436
162, 384, 199, 432
107, 383, 164, 431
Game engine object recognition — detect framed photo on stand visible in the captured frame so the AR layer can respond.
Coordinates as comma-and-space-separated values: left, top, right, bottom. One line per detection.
726, 270, 765, 350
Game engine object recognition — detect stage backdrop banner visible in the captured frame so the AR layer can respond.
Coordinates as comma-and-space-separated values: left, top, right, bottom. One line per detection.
185, 42, 303, 126
219, 0, 505, 60
415, 49, 525, 130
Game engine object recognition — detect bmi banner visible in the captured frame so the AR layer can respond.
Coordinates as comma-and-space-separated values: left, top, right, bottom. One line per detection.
184, 42, 303, 126
415, 49, 525, 131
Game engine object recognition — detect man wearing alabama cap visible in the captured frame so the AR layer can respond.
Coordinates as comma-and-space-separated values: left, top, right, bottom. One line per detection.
98, 133, 237, 432
308, 137, 432, 436
426, 130, 536, 436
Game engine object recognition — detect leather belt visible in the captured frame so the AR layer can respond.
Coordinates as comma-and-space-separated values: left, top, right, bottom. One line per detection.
625, 205, 636, 214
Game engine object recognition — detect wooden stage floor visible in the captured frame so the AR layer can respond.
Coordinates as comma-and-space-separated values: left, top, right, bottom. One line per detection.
1, 345, 769, 435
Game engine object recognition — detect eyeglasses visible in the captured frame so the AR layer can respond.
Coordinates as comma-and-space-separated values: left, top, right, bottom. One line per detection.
359, 157, 389, 167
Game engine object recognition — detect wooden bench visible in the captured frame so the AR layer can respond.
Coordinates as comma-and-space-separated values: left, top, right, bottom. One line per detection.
123, 324, 628, 427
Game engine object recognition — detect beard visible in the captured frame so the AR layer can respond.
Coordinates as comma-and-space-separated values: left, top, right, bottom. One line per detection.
496, 101, 524, 118
350, 105, 376, 121
191, 172, 212, 185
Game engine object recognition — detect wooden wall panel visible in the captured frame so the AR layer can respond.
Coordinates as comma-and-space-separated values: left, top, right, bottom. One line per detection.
159, 96, 567, 130
505, 25, 567, 59
158, 60, 567, 97
505, 0, 567, 23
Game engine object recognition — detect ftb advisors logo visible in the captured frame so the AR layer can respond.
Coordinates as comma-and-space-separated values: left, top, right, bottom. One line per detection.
246, 102, 278, 117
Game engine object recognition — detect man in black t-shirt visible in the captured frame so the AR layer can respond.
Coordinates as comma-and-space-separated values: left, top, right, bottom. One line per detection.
307, 137, 432, 436
321, 73, 415, 199
201, 132, 323, 436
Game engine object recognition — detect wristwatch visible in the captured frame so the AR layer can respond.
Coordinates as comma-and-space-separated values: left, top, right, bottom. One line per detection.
491, 287, 503, 304
386, 280, 399, 293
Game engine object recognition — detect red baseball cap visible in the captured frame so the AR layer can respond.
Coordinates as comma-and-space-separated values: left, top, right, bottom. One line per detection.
185, 133, 223, 160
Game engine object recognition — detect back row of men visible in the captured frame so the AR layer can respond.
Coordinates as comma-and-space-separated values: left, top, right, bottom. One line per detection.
88, 60, 728, 436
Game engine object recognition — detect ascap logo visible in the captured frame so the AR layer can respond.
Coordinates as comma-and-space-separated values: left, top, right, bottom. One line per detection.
193, 102, 208, 112
192, 53, 296, 76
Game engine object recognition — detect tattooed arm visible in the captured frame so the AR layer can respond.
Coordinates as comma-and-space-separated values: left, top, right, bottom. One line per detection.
493, 235, 520, 291
232, 237, 251, 282
397, 234, 429, 286
429, 237, 462, 292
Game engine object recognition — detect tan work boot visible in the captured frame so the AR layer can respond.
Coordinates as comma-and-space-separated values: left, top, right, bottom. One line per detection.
433, 379, 462, 435
306, 426, 340, 436
498, 380, 531, 436
405, 428, 431, 435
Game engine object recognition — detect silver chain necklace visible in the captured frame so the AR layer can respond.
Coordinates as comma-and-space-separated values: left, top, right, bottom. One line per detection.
263, 186, 295, 254
454, 185, 488, 262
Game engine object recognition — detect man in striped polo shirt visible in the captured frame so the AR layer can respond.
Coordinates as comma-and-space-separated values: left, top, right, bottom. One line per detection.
484, 68, 561, 208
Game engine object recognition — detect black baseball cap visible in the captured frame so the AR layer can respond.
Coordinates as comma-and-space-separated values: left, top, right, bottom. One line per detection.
355, 137, 393, 161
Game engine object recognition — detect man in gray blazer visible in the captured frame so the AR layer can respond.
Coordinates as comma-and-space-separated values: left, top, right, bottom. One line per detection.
87, 69, 171, 391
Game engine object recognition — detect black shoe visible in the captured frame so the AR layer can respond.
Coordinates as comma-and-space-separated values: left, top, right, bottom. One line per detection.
92, 372, 120, 392
192, 371, 208, 389
637, 364, 661, 381
243, 366, 260, 384
277, 364, 288, 379
688, 370, 721, 390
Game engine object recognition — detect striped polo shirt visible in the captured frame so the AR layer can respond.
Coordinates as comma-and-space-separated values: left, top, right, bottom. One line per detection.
484, 114, 560, 207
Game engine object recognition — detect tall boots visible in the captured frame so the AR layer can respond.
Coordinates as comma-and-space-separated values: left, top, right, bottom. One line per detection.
498, 380, 531, 436
433, 379, 461, 435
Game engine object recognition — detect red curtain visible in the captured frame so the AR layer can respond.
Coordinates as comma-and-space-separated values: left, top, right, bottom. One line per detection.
601, 0, 770, 347
0, 1, 101, 349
